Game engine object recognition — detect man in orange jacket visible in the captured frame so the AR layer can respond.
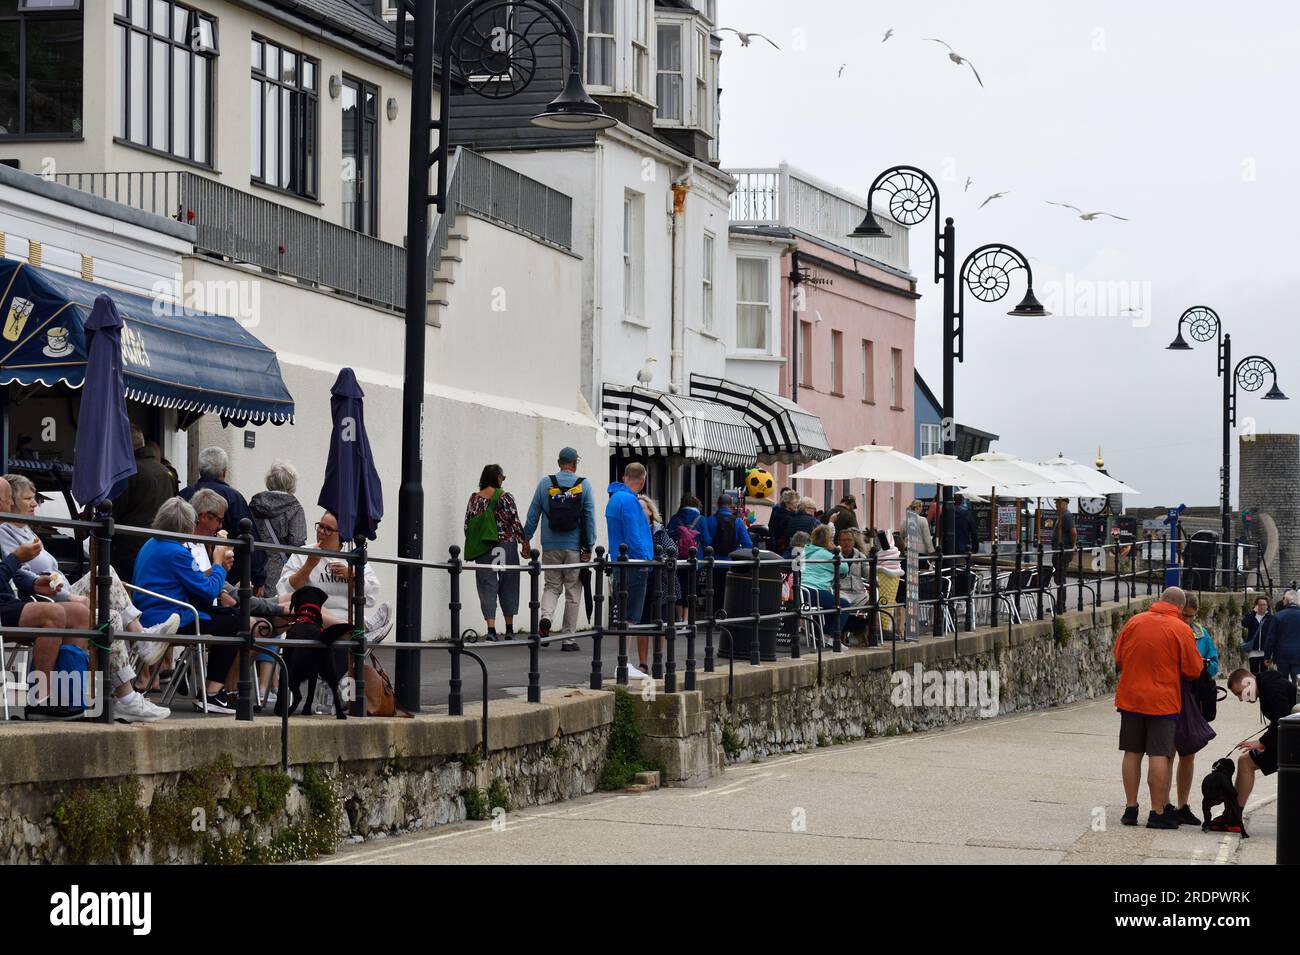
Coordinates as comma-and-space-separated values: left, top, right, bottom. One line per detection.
1113, 587, 1205, 829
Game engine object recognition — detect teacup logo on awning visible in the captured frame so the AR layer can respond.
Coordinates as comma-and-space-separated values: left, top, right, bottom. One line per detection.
120, 322, 151, 368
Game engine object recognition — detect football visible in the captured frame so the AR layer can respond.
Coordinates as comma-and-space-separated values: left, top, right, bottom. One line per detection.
745, 467, 775, 500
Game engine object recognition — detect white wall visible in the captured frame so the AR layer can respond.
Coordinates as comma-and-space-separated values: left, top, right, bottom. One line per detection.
477, 127, 735, 405
184, 214, 603, 638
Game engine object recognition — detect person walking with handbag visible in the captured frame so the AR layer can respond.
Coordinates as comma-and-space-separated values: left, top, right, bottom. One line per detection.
522, 447, 596, 652
464, 464, 528, 641
1171, 592, 1220, 826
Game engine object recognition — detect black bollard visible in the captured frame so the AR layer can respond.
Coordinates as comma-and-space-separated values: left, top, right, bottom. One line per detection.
590, 547, 606, 690
448, 545, 463, 716
1279, 714, 1300, 865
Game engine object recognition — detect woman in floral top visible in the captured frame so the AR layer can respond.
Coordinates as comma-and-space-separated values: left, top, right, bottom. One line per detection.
464, 464, 527, 640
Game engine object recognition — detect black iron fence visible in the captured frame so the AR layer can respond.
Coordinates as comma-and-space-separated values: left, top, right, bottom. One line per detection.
0, 505, 1271, 768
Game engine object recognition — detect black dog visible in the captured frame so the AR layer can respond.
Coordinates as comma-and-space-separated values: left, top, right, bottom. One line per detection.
1201, 757, 1247, 837
275, 586, 349, 720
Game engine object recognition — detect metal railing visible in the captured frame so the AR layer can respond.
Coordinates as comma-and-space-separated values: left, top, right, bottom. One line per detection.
51, 150, 574, 312
0, 508, 1271, 771
727, 163, 911, 272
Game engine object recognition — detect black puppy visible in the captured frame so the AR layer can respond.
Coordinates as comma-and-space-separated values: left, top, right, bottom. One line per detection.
275, 586, 349, 720
1201, 757, 1247, 837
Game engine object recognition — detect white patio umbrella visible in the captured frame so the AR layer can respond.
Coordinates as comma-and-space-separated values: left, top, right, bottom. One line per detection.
1037, 454, 1142, 495
791, 445, 947, 531
962, 452, 1095, 543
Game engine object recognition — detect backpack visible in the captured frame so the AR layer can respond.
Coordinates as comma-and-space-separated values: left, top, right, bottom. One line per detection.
464, 489, 502, 561
546, 476, 585, 534
673, 514, 702, 559
712, 512, 739, 556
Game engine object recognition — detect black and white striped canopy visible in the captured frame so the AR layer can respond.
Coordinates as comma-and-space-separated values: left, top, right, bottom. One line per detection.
689, 373, 832, 464
601, 382, 758, 469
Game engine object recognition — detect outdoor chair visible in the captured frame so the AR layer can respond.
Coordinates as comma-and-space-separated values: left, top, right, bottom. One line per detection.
123, 585, 209, 713
798, 586, 830, 650
1, 636, 31, 720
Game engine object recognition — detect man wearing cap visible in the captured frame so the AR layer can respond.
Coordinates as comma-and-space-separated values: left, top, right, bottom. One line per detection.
523, 447, 596, 651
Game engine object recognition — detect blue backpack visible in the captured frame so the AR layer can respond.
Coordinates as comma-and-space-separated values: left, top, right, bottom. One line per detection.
32, 644, 91, 712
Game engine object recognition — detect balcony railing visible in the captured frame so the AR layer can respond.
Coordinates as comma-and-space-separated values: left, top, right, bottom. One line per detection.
728, 163, 911, 274
53, 170, 407, 311
52, 150, 574, 313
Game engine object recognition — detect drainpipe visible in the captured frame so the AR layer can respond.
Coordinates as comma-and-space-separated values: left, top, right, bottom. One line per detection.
669, 174, 691, 394
788, 244, 802, 403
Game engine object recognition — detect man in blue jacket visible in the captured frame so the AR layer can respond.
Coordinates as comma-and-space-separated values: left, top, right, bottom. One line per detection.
606, 462, 652, 673
953, 494, 979, 554
703, 493, 753, 556
523, 446, 597, 651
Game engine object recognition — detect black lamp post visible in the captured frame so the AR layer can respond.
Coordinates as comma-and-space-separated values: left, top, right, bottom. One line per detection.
393, 0, 613, 710
850, 168, 1046, 553
1167, 307, 1287, 568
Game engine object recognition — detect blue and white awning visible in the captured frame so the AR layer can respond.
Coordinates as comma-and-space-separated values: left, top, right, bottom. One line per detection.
0, 258, 294, 426
601, 382, 757, 469
689, 373, 832, 464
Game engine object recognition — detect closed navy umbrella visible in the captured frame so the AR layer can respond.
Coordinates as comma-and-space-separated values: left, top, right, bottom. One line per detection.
71, 295, 136, 507
318, 367, 384, 541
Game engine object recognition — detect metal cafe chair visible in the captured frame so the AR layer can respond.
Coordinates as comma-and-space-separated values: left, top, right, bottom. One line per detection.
123, 586, 209, 713
1, 637, 31, 720
799, 586, 830, 649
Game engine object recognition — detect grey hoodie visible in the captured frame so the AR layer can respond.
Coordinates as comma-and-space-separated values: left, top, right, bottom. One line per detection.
249, 490, 307, 592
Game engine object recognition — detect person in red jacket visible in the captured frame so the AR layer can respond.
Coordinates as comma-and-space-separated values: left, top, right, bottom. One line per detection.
1113, 587, 1205, 829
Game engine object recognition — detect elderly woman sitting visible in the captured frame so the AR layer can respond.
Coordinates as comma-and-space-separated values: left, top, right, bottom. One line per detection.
800, 524, 851, 641
133, 496, 251, 715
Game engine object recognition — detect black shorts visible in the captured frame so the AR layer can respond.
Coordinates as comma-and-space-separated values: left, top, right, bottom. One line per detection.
1249, 742, 1278, 776
1118, 711, 1177, 757
0, 602, 26, 629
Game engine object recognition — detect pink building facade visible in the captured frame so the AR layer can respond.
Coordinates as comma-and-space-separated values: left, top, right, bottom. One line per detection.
729, 165, 919, 535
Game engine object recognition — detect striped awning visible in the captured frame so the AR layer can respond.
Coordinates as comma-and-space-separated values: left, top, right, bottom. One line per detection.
689, 373, 832, 464
600, 382, 758, 469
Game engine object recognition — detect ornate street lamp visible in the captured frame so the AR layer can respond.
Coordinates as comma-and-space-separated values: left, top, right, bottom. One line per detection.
392, 0, 612, 711
850, 167, 1046, 554
1168, 306, 1288, 572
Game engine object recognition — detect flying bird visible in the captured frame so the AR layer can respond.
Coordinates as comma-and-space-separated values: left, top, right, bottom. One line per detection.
964, 176, 973, 192
837, 63, 846, 78
1045, 201, 1130, 221
882, 28, 894, 42
924, 38, 983, 87
979, 191, 1007, 209
717, 27, 780, 49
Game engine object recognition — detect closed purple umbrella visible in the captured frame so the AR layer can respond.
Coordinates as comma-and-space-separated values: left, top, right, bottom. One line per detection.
318, 367, 384, 541
71, 295, 136, 507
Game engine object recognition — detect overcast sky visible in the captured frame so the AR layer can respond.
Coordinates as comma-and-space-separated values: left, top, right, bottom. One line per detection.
717, 0, 1300, 507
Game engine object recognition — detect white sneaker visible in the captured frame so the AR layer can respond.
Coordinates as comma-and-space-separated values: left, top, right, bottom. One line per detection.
364, 602, 393, 645
625, 663, 651, 682
114, 693, 170, 722
136, 614, 179, 668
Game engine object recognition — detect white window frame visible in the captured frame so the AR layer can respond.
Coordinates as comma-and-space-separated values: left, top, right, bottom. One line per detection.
734, 255, 772, 352
585, 0, 616, 91
831, 329, 842, 394
623, 192, 644, 321
630, 0, 650, 100
654, 18, 685, 125
694, 25, 709, 131
701, 230, 715, 332
861, 339, 874, 402
919, 422, 943, 458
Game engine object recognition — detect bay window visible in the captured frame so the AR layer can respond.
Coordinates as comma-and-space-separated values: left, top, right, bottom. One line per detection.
736, 257, 770, 351
113, 0, 216, 163
0, 0, 83, 138
655, 21, 683, 123
585, 0, 615, 89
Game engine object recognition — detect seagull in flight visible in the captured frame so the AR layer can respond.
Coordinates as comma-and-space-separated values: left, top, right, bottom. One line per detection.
979, 191, 1008, 209
964, 176, 973, 192
882, 28, 894, 42
837, 63, 846, 78
1045, 201, 1130, 221
717, 27, 780, 49
924, 38, 983, 87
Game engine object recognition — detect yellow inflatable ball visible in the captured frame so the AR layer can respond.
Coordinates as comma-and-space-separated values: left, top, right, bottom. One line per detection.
745, 467, 775, 500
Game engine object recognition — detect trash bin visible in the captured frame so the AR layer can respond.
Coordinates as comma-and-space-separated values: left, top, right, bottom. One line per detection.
1163, 565, 1182, 588
1184, 530, 1220, 590
718, 548, 784, 662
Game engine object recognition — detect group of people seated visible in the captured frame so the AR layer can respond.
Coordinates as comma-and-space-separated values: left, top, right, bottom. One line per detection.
3, 463, 389, 722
